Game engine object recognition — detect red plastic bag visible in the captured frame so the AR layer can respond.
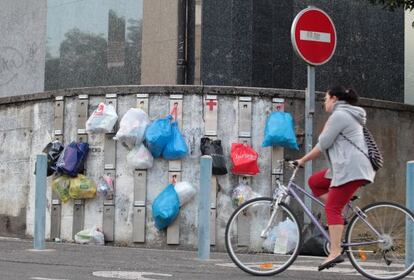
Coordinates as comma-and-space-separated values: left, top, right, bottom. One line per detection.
230, 143, 260, 176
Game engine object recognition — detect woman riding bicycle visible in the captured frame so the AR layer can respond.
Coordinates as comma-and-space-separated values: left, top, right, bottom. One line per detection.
296, 86, 376, 271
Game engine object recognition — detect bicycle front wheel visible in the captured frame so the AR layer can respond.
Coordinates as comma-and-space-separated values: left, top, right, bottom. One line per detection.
345, 202, 414, 280
225, 197, 302, 276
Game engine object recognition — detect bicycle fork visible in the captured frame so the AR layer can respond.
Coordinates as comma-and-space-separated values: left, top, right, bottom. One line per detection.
260, 197, 284, 239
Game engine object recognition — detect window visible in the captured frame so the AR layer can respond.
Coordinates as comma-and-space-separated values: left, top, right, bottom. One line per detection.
45, 0, 143, 90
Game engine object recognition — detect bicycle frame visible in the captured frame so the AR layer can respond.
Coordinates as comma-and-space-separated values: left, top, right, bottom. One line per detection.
278, 166, 384, 248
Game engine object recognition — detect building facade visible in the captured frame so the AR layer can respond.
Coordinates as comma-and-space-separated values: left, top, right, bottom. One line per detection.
0, 0, 410, 102
0, 0, 413, 245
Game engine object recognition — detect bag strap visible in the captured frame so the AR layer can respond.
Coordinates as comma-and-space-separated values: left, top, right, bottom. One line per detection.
339, 131, 370, 160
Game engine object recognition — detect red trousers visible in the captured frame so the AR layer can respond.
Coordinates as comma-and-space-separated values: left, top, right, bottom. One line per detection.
308, 169, 368, 225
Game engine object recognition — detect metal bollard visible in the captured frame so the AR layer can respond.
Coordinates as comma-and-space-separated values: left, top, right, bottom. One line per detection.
34, 154, 47, 250
407, 161, 414, 268
198, 155, 212, 260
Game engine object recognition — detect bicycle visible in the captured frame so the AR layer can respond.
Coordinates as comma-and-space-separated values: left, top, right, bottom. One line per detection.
225, 161, 414, 280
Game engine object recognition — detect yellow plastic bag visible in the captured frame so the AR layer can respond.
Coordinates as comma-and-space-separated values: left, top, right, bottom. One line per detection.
52, 175, 71, 203
69, 174, 97, 199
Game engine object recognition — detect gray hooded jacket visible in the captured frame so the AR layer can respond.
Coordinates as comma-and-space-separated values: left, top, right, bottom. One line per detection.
315, 101, 376, 187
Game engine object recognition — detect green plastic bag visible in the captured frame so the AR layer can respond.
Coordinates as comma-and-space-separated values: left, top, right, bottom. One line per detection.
52, 175, 71, 203
69, 174, 96, 199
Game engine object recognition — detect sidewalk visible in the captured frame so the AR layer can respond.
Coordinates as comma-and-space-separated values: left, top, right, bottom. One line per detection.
0, 237, 370, 280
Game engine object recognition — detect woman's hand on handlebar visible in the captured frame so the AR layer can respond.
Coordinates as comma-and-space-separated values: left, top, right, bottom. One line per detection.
295, 158, 305, 167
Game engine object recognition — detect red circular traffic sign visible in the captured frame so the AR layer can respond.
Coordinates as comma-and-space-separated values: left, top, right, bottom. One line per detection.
291, 7, 336, 66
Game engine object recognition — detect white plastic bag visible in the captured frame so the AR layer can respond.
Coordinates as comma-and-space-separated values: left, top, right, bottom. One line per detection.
126, 144, 153, 169
86, 103, 118, 134
114, 108, 150, 150
263, 218, 298, 254
97, 175, 114, 199
174, 181, 196, 206
74, 226, 105, 245
231, 183, 260, 207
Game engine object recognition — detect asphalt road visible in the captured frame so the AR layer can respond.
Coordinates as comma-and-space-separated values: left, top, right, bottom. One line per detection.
0, 237, 402, 280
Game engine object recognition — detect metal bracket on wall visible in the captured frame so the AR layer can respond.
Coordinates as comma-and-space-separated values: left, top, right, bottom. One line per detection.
133, 170, 147, 243
50, 96, 65, 240
236, 96, 253, 246
167, 94, 183, 245
204, 95, 218, 136
136, 93, 149, 114
103, 94, 117, 242
132, 93, 149, 243
73, 94, 88, 239
203, 94, 218, 245
271, 98, 285, 194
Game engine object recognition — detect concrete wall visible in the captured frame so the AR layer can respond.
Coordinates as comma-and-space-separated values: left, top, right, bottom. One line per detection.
140, 0, 179, 84
0, 0, 47, 97
0, 86, 413, 249
405, 10, 414, 105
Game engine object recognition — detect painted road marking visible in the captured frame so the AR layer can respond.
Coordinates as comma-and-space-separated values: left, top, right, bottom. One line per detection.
300, 30, 331, 43
30, 278, 68, 280
216, 262, 414, 278
92, 271, 172, 280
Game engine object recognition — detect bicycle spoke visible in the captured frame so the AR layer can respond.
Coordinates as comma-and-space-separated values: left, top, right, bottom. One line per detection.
346, 202, 414, 280
225, 198, 302, 276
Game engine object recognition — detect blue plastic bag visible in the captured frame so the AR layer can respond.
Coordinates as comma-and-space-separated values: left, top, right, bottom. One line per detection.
152, 184, 180, 230
162, 122, 188, 160
262, 111, 299, 150
56, 141, 90, 176
145, 115, 173, 158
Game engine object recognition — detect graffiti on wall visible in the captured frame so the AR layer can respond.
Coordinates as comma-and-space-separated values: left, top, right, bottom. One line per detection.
0, 43, 40, 87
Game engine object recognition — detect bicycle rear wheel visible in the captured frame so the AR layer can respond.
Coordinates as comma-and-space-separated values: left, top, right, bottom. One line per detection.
225, 197, 302, 276
345, 202, 414, 280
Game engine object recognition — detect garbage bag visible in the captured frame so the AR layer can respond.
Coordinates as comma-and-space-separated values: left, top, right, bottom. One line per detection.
262, 111, 299, 150
42, 140, 64, 176
231, 182, 260, 207
200, 137, 227, 175
96, 175, 114, 199
263, 218, 299, 254
86, 103, 118, 134
126, 144, 153, 169
74, 226, 105, 245
51, 175, 71, 203
145, 115, 173, 158
174, 181, 196, 206
114, 108, 150, 150
69, 174, 96, 199
230, 143, 260, 176
56, 141, 89, 177
162, 122, 188, 160
300, 212, 327, 256
152, 184, 180, 230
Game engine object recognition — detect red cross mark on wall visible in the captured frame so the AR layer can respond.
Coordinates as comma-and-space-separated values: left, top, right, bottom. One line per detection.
206, 99, 217, 111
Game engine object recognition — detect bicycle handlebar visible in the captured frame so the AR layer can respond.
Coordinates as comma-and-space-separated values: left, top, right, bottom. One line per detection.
285, 159, 303, 169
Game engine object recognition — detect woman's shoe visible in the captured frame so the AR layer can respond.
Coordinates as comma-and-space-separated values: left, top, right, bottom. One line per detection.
318, 254, 345, 271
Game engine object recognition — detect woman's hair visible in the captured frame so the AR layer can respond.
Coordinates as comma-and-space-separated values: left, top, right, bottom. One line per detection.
327, 86, 359, 105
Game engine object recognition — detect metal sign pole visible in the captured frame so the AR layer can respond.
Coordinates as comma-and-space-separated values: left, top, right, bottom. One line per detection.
304, 65, 315, 222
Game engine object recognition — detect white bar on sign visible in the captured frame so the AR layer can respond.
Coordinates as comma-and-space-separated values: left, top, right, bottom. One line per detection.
300, 30, 331, 43
105, 93, 117, 98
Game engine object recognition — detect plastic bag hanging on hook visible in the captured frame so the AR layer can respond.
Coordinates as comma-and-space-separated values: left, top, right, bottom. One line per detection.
152, 184, 180, 230
86, 103, 118, 134
114, 108, 149, 150
230, 142, 260, 176
200, 137, 227, 175
162, 121, 188, 160
41, 140, 64, 176
262, 111, 299, 150
145, 104, 177, 158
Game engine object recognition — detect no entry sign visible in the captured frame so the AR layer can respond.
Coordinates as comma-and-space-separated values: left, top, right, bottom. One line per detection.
291, 7, 336, 66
